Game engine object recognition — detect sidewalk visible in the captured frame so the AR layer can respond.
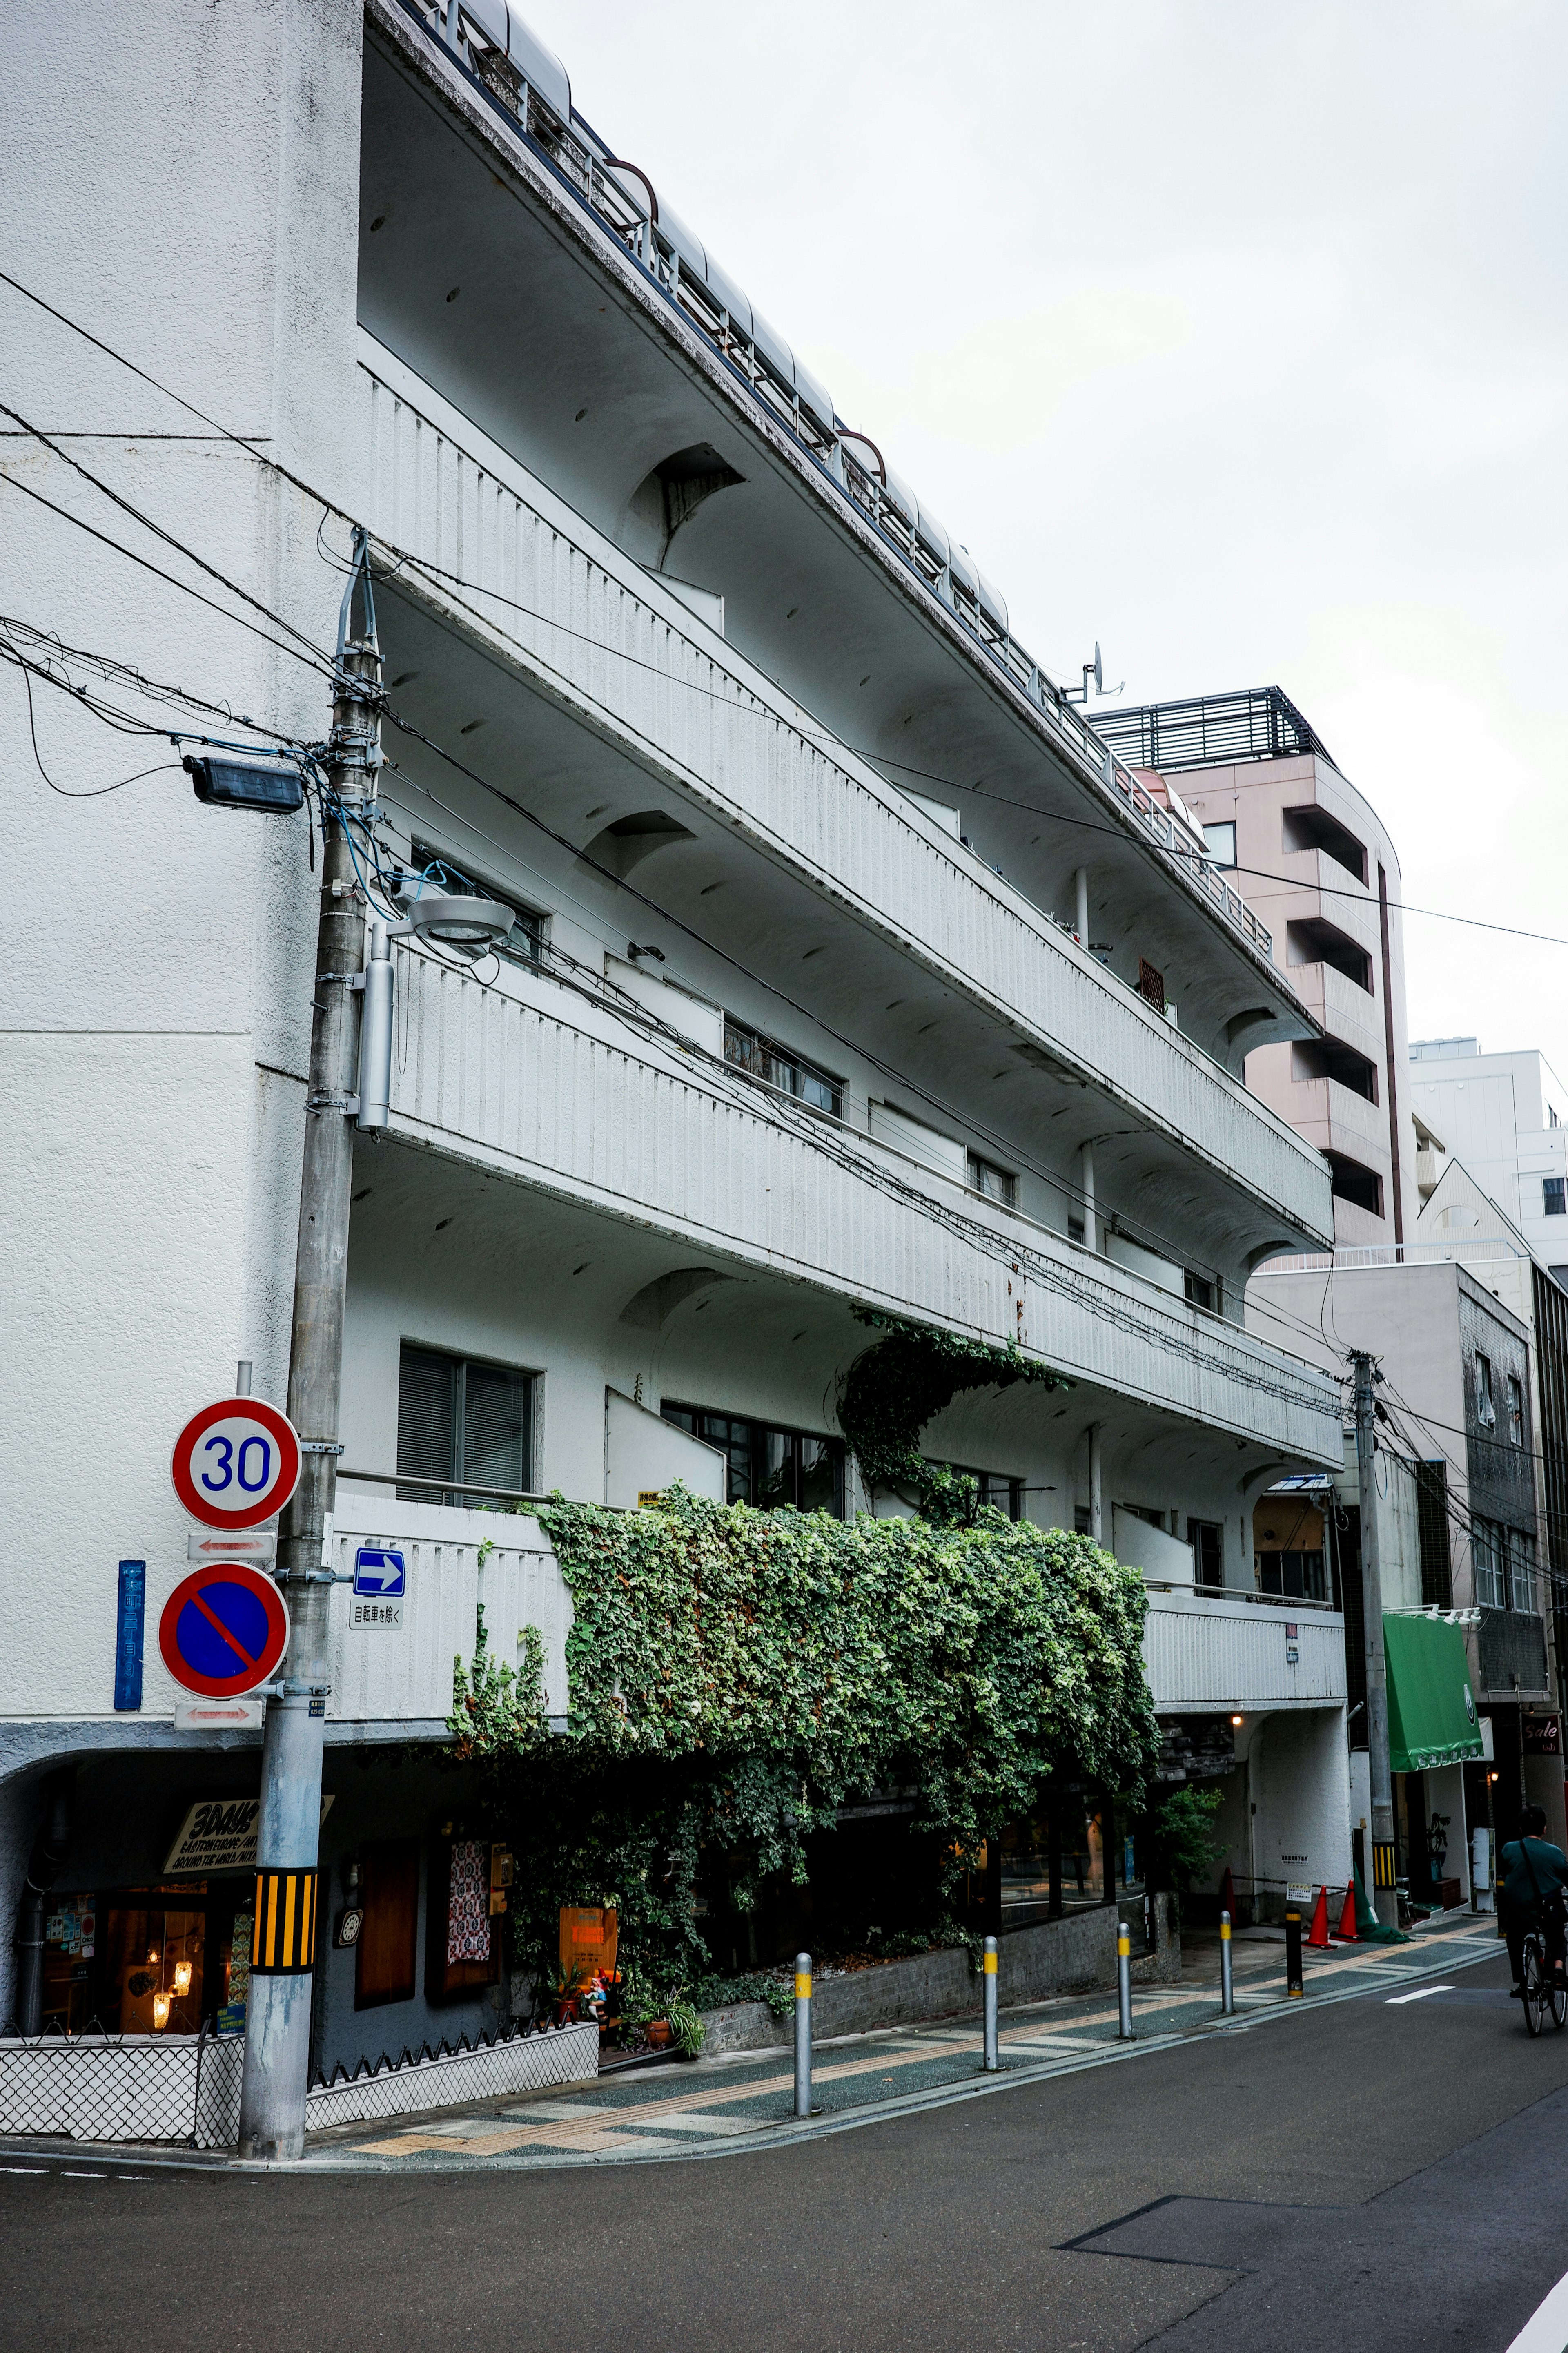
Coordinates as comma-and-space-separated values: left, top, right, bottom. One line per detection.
0, 1908, 1500, 2177
291, 1907, 1501, 2174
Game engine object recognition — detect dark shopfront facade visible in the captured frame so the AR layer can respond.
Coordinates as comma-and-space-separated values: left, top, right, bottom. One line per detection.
22, 1739, 515, 2076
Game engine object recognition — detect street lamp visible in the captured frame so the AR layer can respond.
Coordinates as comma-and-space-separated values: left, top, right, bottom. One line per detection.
356, 887, 515, 1132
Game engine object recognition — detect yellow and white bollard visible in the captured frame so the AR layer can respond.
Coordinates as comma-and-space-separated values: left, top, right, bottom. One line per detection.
793, 1952, 813, 2117
1220, 1908, 1235, 2015
1117, 1920, 1134, 2039
982, 1934, 999, 2071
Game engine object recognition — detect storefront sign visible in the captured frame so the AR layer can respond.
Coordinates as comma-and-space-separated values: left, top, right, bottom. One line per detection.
1523, 1715, 1562, 1755
163, 1793, 333, 1877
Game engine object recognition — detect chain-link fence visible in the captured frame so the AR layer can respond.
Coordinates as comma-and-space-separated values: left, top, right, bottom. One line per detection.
0, 2018, 598, 2148
0, 2025, 244, 2147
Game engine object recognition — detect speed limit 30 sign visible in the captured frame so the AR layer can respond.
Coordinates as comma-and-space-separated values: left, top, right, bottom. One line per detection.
171, 1396, 302, 1531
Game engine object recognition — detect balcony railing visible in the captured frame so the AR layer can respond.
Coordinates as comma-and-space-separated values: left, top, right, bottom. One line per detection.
362, 347, 1326, 1238
1094, 687, 1335, 777
383, 0, 1274, 968
384, 945, 1343, 1460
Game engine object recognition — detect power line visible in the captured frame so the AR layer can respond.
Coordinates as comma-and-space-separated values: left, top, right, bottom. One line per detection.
4, 265, 1552, 956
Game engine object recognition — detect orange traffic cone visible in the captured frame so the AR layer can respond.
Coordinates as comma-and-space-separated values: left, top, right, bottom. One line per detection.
1307, 1886, 1332, 1948
1332, 1883, 1359, 1942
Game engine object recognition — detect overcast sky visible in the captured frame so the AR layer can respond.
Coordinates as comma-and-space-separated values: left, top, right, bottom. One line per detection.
524, 0, 1568, 1074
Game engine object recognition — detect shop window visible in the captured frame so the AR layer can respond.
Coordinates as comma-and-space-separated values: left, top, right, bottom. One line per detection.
96, 1903, 207, 2035
397, 1343, 533, 1505
409, 837, 543, 966
661, 1401, 844, 1515
1188, 1519, 1224, 1589
356, 1840, 420, 2010
723, 1015, 841, 1116
427, 1837, 501, 2004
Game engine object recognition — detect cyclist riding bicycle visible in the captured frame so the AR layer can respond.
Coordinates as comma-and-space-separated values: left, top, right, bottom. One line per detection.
1499, 1805, 1568, 1998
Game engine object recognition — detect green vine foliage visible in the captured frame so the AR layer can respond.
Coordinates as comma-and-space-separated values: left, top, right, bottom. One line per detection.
837, 1310, 1074, 1522
450, 1486, 1158, 1992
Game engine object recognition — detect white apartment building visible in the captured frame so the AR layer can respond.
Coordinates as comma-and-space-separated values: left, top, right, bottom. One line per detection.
1410, 1039, 1568, 1285
1, 0, 1348, 2064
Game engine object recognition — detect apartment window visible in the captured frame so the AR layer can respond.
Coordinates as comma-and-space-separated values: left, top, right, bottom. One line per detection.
1474, 1353, 1496, 1430
1325, 1152, 1383, 1218
1285, 917, 1373, 994
1137, 959, 1167, 1014
967, 1153, 1017, 1207
938, 1464, 1023, 1520
723, 1017, 841, 1116
1546, 1178, 1566, 1217
1509, 1529, 1539, 1616
1188, 1519, 1224, 1589
1472, 1519, 1506, 1610
397, 1344, 533, 1505
1203, 822, 1236, 870
409, 839, 543, 967
662, 1402, 844, 1516
1282, 804, 1368, 885
1508, 1374, 1526, 1447
1183, 1269, 1216, 1313
1255, 1546, 1327, 1603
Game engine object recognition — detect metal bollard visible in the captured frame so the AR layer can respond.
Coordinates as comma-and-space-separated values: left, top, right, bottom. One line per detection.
982, 1934, 999, 2070
793, 1950, 813, 2117
1285, 1908, 1304, 1999
1219, 1909, 1235, 2015
1117, 1920, 1134, 2039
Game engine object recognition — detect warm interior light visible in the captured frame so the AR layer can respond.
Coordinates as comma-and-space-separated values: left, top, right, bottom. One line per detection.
151, 1991, 172, 2031
146, 1947, 159, 1964
1230, 1713, 1244, 1727
173, 1962, 193, 1996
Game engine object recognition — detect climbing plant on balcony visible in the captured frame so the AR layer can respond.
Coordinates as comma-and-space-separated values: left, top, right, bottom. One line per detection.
837, 1308, 1074, 1521
449, 1484, 1156, 1989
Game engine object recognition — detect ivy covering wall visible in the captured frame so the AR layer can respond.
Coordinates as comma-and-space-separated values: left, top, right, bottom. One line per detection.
450, 1486, 1158, 1989
836, 1309, 1073, 1520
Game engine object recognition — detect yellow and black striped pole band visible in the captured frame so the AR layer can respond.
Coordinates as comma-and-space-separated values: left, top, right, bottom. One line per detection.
251, 1868, 319, 1974
1372, 1843, 1399, 1890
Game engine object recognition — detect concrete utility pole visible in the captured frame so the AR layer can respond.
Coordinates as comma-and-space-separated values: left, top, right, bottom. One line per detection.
1352, 1350, 1399, 1929
238, 540, 381, 2161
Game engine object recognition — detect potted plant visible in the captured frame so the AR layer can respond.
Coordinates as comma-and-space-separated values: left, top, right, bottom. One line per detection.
544, 1958, 588, 2024
665, 1996, 705, 2062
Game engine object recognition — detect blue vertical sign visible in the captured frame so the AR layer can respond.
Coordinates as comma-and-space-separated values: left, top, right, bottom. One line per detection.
114, 1559, 145, 1711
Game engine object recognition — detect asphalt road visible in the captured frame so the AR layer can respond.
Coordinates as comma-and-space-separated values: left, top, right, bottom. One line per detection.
9, 1948, 1568, 2353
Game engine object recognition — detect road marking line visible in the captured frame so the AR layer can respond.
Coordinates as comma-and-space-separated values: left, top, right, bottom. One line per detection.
1385, 1985, 1458, 2004
1504, 2258, 1568, 2351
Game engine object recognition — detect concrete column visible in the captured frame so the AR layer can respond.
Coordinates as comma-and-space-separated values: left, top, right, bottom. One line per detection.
1074, 866, 1089, 944
1080, 1141, 1096, 1251
1089, 1423, 1103, 1546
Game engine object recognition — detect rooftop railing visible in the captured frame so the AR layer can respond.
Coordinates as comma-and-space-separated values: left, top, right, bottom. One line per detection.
390, 0, 1276, 967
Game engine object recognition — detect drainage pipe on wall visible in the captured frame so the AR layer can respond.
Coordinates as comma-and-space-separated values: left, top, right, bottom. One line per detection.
14, 1771, 74, 2035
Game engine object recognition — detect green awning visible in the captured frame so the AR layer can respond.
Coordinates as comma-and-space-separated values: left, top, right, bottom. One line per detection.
1383, 1613, 1485, 1772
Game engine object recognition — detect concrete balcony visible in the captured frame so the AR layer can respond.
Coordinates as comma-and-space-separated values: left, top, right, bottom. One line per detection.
1143, 1587, 1346, 1713
381, 945, 1343, 1461
359, 341, 1333, 1252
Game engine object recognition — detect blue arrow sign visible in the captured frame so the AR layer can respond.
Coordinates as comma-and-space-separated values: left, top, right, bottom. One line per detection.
353, 1546, 406, 1599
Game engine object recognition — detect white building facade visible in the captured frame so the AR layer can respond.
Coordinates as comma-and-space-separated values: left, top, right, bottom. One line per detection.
1, 0, 1348, 2061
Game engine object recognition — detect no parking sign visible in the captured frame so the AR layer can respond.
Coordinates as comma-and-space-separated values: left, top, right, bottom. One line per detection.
159, 1563, 291, 1697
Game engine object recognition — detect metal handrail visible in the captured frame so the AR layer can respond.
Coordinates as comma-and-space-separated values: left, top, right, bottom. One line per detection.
395, 0, 1275, 968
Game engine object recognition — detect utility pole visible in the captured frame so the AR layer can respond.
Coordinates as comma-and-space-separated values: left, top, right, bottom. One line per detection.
1352, 1351, 1399, 1929
238, 540, 381, 2161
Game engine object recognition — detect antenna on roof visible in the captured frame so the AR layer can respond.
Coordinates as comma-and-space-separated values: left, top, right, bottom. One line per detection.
1064, 643, 1124, 705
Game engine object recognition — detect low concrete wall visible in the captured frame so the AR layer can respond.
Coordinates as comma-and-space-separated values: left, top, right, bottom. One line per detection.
700, 1898, 1180, 2056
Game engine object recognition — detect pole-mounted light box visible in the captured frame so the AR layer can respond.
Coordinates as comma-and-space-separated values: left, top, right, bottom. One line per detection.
184, 754, 305, 813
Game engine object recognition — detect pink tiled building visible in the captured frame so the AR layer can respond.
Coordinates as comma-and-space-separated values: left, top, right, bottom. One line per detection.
1099, 688, 1416, 1248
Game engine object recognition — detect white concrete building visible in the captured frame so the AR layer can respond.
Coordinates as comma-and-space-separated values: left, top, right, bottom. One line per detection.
1410, 1039, 1568, 1286
1, 0, 1347, 2058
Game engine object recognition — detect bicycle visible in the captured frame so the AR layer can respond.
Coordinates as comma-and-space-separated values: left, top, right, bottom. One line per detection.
1520, 1918, 1568, 2037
